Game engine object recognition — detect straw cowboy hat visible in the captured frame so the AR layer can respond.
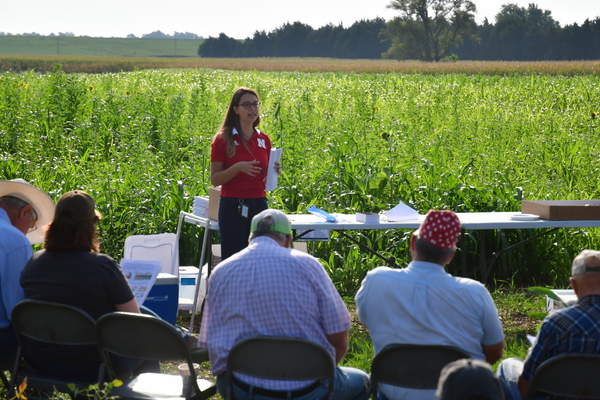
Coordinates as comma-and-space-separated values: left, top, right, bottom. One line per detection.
0, 179, 55, 244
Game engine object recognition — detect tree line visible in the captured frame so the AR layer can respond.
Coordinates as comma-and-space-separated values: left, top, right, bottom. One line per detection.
454, 4, 600, 61
198, 19, 389, 59
198, 2, 600, 61
383, 1, 600, 61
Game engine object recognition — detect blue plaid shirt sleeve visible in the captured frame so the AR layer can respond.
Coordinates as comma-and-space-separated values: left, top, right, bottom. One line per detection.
521, 317, 554, 381
521, 295, 600, 381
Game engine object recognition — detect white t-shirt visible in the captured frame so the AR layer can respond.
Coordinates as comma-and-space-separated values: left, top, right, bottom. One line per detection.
355, 261, 504, 400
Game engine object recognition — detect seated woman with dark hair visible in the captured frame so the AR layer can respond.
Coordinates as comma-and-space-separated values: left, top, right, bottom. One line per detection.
20, 190, 158, 380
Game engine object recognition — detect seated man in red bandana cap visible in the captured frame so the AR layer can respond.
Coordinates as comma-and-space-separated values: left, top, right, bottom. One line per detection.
356, 210, 505, 400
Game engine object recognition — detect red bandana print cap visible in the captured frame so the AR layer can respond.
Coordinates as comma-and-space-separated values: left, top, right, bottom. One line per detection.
418, 210, 461, 250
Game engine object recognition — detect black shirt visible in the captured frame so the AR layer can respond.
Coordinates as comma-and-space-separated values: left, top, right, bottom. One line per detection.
19, 250, 134, 379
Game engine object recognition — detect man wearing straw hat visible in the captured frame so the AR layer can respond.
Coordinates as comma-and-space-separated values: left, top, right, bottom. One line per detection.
0, 179, 54, 358
356, 210, 505, 400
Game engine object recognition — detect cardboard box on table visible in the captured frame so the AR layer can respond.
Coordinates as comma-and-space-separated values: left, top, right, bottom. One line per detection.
521, 200, 600, 221
356, 212, 380, 223
209, 187, 221, 221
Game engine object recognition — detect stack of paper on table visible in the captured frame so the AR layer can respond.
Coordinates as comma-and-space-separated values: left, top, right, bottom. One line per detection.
386, 202, 420, 222
192, 196, 209, 218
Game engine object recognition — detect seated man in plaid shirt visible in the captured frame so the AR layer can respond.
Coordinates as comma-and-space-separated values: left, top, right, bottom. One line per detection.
498, 249, 600, 399
199, 209, 371, 400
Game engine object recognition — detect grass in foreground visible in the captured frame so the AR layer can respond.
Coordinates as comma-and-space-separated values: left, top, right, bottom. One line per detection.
176, 288, 544, 376
492, 288, 545, 365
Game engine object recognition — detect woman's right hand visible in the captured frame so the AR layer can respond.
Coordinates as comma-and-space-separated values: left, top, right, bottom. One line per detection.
237, 160, 262, 177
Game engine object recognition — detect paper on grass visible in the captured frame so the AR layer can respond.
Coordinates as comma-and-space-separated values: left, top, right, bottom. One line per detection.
527, 334, 537, 347
386, 201, 420, 222
266, 148, 283, 191
120, 258, 161, 306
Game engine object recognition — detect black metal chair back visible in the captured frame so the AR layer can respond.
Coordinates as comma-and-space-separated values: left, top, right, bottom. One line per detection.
370, 343, 471, 399
95, 311, 215, 400
226, 336, 335, 400
10, 299, 101, 399
525, 353, 600, 399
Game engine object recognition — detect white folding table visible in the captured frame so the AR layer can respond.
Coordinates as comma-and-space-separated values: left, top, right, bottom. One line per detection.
288, 212, 600, 282
176, 210, 600, 330
288, 211, 600, 231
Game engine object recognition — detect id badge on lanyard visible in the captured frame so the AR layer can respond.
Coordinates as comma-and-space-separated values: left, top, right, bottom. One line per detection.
238, 199, 249, 219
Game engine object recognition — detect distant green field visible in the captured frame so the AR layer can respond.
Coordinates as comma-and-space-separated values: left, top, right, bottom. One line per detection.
0, 36, 203, 57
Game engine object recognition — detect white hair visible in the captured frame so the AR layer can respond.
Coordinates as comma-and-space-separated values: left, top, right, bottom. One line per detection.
0, 196, 29, 210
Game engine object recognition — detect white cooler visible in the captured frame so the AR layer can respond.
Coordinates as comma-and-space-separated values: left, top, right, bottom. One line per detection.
178, 265, 208, 314
546, 289, 577, 312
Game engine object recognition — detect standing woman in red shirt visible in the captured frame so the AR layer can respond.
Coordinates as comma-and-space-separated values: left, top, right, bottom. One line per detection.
210, 87, 281, 260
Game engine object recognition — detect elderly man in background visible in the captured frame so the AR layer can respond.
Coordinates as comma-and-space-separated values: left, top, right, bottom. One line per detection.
356, 210, 505, 400
497, 249, 600, 400
200, 209, 371, 400
0, 179, 54, 358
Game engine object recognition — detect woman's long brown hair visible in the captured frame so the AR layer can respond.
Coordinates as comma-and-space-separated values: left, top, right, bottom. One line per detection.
45, 215, 99, 252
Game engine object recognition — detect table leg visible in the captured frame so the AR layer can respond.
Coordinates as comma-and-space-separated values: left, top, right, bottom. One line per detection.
479, 230, 486, 283
190, 220, 212, 333
483, 227, 560, 283
335, 230, 400, 268
198, 231, 213, 319
461, 229, 466, 277
207, 233, 213, 280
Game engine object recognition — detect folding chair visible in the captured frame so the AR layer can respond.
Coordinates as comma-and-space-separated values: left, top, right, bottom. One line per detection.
9, 300, 104, 399
124, 233, 179, 276
226, 336, 335, 400
95, 312, 215, 400
370, 343, 471, 399
524, 353, 600, 399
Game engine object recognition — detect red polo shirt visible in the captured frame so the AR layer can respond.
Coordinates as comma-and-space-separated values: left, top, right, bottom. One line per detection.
211, 128, 272, 198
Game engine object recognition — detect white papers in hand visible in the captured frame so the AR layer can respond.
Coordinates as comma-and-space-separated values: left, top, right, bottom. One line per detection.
386, 202, 420, 222
119, 259, 161, 306
266, 148, 282, 191
527, 334, 537, 347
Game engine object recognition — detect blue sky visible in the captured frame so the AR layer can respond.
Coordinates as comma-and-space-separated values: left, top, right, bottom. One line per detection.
1, 0, 597, 39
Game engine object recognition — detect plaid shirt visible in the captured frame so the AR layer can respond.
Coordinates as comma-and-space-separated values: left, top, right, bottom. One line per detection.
522, 294, 600, 381
199, 236, 350, 390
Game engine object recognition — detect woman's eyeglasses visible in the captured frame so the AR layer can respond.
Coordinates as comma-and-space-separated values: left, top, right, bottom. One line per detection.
238, 101, 260, 109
